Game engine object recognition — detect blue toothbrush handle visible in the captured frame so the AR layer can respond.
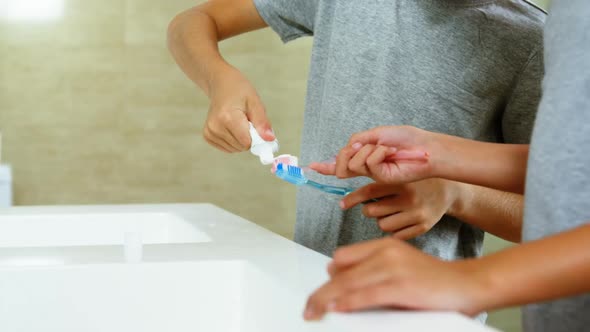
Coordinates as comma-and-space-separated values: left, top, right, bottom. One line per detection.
306, 180, 354, 196
306, 180, 380, 203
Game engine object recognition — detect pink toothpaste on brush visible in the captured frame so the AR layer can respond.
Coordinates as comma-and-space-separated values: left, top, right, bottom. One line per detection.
271, 154, 299, 174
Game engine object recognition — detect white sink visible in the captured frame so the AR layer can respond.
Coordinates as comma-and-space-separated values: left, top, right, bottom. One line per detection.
0, 204, 496, 332
0, 261, 303, 332
0, 212, 211, 248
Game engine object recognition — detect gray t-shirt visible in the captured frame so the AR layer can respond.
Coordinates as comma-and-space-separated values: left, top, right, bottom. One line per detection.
522, 0, 590, 331
254, 0, 545, 258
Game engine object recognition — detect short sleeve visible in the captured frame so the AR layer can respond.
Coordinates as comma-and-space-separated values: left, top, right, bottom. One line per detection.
253, 0, 319, 42
501, 50, 544, 144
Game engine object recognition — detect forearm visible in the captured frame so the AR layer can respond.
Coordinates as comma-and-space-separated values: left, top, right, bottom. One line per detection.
431, 133, 529, 194
167, 1, 267, 96
471, 224, 590, 312
168, 8, 228, 96
449, 183, 523, 242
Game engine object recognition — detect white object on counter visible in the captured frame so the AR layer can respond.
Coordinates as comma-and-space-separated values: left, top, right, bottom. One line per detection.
249, 122, 279, 165
124, 232, 142, 263
0, 204, 497, 332
0, 165, 12, 207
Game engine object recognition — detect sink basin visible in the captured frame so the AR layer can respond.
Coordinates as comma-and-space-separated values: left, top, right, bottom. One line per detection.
0, 212, 211, 248
0, 260, 303, 332
0, 204, 496, 332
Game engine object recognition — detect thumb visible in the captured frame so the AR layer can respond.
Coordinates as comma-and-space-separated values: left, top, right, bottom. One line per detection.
246, 98, 275, 141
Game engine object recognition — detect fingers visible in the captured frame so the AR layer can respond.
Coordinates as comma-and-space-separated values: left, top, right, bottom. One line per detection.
309, 162, 336, 175
362, 195, 403, 218
232, 118, 253, 149
335, 143, 363, 178
304, 246, 395, 320
387, 150, 429, 161
376, 212, 418, 234
307, 240, 418, 320
245, 98, 275, 141
204, 107, 252, 152
331, 237, 394, 271
334, 143, 395, 179
330, 283, 403, 313
203, 125, 238, 152
392, 224, 429, 240
223, 126, 249, 151
340, 183, 400, 209
347, 144, 380, 176
346, 126, 388, 146
366, 145, 395, 174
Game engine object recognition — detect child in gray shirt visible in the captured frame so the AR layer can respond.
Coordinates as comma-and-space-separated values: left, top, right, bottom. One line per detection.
167, 0, 545, 262
250, 0, 545, 258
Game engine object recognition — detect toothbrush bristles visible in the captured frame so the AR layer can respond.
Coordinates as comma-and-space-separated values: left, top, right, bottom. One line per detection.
287, 165, 303, 177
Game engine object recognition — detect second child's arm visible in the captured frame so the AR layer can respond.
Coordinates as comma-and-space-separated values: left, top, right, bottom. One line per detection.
312, 126, 529, 194
434, 132, 529, 194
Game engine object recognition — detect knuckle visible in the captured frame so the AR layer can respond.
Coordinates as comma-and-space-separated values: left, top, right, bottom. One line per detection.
419, 223, 430, 232
202, 128, 214, 142
362, 205, 372, 216
237, 132, 252, 148
341, 148, 352, 159
205, 123, 219, 136
363, 204, 378, 217
348, 164, 361, 174
377, 218, 391, 232
415, 223, 430, 234
219, 111, 234, 125
364, 185, 376, 196
413, 210, 428, 222
237, 138, 250, 150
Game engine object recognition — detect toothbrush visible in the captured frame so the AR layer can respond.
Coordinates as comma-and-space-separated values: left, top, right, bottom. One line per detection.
275, 163, 354, 196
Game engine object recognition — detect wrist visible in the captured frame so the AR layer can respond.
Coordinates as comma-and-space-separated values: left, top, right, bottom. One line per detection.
205, 60, 236, 97
424, 130, 453, 180
453, 258, 503, 316
428, 132, 475, 185
446, 181, 472, 219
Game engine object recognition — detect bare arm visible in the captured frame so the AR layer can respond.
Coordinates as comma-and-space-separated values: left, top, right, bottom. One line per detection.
167, 0, 275, 153
312, 126, 530, 194
304, 224, 590, 319
476, 223, 590, 311
433, 133, 529, 194
449, 183, 523, 242
167, 0, 267, 96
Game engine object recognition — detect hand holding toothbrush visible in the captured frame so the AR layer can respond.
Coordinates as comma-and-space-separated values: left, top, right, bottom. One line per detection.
310, 125, 529, 194
309, 126, 433, 185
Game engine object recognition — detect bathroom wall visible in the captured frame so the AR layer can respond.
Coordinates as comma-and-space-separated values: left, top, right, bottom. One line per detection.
0, 0, 310, 239
0, 1, 549, 331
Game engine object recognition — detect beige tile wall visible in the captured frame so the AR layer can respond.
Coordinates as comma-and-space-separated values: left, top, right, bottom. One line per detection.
0, 0, 311, 239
